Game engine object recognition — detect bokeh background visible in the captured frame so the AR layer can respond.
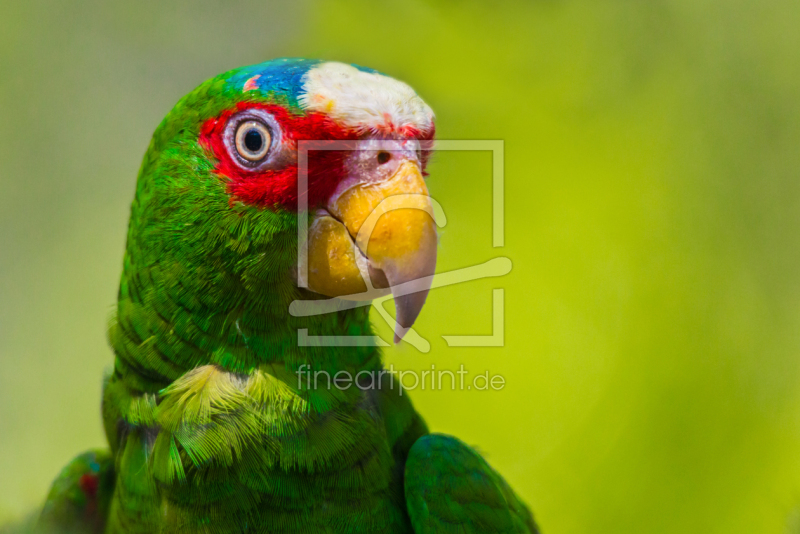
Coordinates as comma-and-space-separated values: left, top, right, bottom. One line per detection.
2, 1, 800, 532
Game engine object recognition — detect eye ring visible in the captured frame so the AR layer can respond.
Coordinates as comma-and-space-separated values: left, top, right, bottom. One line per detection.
234, 120, 271, 162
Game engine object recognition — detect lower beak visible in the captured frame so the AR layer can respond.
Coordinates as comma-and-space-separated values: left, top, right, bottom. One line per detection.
306, 160, 437, 342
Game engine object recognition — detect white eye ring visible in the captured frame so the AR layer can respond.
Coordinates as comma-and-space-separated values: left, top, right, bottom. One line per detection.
234, 120, 271, 162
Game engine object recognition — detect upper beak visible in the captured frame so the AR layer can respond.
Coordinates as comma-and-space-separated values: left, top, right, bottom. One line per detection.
306, 155, 437, 342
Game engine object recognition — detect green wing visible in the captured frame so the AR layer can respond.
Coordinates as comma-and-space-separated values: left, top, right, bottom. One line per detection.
405, 434, 539, 534
34, 450, 115, 534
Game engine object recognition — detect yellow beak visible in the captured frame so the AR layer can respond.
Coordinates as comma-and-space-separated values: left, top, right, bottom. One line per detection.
307, 160, 437, 341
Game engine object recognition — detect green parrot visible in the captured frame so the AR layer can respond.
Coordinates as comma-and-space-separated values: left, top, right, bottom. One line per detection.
33, 58, 537, 534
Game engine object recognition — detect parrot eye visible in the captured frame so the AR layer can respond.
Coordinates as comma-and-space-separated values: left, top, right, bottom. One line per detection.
234, 121, 271, 162
222, 109, 283, 170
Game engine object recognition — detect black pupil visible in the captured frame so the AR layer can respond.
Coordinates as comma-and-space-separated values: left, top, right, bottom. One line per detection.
244, 129, 263, 152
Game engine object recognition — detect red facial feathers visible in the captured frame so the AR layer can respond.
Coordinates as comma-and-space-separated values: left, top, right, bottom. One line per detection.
199, 102, 435, 211
199, 102, 357, 211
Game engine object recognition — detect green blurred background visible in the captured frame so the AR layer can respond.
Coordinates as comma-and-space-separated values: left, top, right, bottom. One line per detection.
3, 0, 800, 532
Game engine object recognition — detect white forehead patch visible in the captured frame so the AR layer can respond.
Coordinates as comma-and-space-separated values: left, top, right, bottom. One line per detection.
298, 62, 434, 135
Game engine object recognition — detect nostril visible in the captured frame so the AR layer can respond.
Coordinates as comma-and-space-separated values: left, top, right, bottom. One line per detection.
377, 151, 391, 165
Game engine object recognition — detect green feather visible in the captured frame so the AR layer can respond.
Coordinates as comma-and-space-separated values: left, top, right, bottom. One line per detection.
36, 450, 114, 534
405, 435, 538, 534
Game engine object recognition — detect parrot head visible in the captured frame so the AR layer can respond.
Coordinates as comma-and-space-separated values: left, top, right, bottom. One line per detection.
126, 58, 436, 348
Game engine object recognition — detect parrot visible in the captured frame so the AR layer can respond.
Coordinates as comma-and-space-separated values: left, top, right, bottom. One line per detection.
32, 58, 538, 534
